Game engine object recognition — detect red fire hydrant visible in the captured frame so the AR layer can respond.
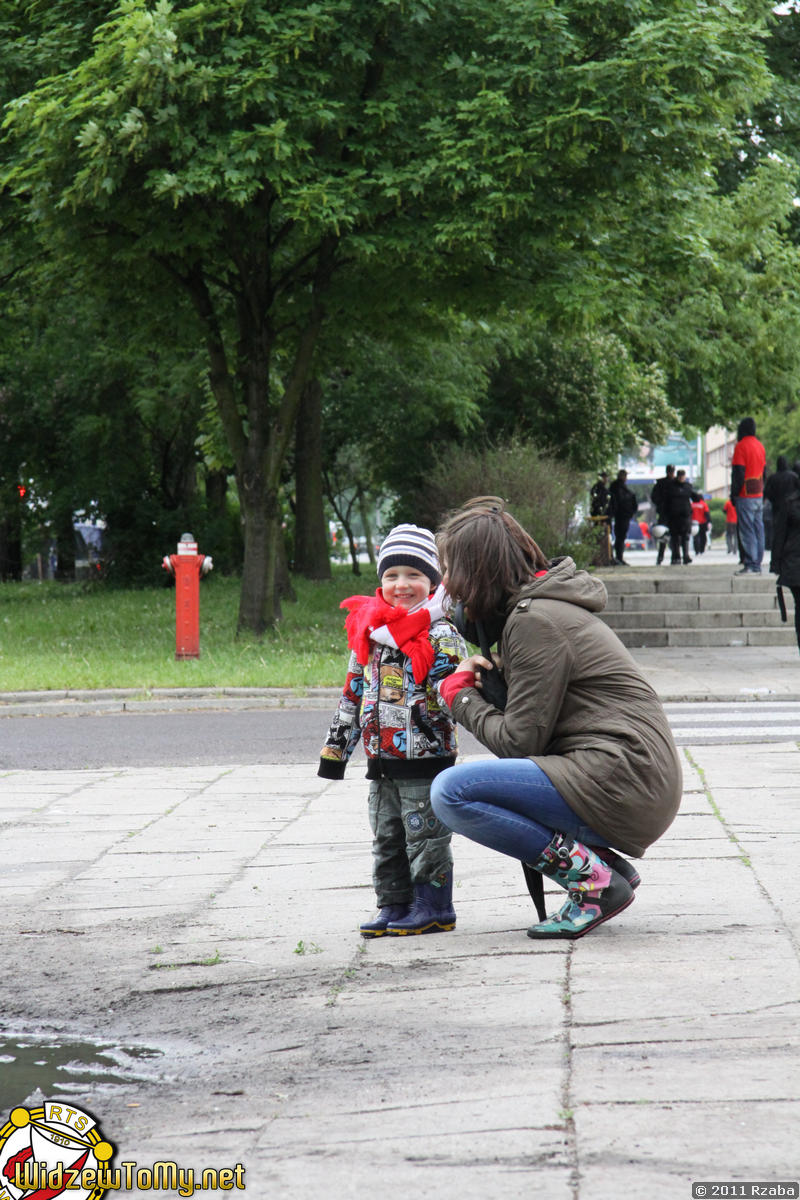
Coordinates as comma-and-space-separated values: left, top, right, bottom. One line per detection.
162, 533, 213, 660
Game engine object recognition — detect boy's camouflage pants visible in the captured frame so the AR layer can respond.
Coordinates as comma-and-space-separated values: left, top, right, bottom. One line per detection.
367, 776, 454, 908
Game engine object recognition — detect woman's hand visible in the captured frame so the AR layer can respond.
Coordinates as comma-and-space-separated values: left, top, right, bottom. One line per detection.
443, 653, 506, 710
457, 654, 496, 692
457, 654, 493, 675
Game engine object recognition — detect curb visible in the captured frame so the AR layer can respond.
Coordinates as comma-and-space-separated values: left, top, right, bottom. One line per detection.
1, 685, 799, 717
0, 687, 341, 717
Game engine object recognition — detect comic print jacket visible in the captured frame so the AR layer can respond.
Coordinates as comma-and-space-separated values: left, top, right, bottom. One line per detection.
318, 619, 467, 780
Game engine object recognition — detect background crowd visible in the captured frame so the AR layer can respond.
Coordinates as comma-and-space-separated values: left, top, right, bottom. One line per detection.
589, 418, 800, 653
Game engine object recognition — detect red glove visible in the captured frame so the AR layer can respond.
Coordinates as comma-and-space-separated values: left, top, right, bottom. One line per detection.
439, 669, 476, 709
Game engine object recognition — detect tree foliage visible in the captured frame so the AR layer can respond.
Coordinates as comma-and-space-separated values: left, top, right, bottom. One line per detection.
708, 5, 800, 460
2, 0, 781, 627
421, 437, 595, 566
320, 317, 488, 528
482, 323, 675, 472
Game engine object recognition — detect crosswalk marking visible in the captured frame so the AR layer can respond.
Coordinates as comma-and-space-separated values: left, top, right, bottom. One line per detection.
663, 701, 800, 744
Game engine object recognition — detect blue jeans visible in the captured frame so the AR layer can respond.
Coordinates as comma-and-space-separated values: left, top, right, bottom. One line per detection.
430, 759, 607, 864
735, 496, 764, 571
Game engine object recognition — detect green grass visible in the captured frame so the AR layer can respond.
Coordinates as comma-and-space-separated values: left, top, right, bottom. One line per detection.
0, 567, 366, 692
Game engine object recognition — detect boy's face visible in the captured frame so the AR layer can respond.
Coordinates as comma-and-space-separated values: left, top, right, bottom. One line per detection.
380, 565, 432, 609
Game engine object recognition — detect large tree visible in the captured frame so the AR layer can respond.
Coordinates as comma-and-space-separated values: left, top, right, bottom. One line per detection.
482, 323, 676, 471
2, 0, 773, 628
711, 5, 800, 456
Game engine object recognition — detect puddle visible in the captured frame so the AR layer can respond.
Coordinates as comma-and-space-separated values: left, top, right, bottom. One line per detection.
0, 1037, 163, 1112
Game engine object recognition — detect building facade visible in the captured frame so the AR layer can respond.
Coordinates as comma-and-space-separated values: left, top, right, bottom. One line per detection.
704, 426, 737, 499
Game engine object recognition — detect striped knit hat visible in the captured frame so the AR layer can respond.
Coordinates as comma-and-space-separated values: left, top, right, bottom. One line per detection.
376, 524, 441, 587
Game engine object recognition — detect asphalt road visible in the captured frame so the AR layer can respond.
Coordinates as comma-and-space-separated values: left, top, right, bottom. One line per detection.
3, 696, 798, 770
0, 707, 485, 770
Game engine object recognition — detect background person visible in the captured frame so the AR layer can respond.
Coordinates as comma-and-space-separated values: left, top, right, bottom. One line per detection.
430, 497, 682, 941
691, 494, 711, 556
667, 469, 701, 565
769, 470, 800, 655
731, 417, 767, 574
764, 456, 799, 532
650, 465, 675, 566
723, 497, 738, 554
607, 469, 639, 566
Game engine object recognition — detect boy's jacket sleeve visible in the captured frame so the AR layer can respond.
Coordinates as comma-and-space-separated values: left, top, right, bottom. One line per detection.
318, 651, 364, 779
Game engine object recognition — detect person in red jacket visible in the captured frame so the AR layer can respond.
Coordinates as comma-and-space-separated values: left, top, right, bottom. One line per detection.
723, 497, 738, 554
730, 417, 766, 574
691, 496, 711, 555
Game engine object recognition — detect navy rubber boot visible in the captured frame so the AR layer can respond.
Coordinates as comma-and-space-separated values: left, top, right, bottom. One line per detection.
386, 872, 456, 935
359, 903, 410, 939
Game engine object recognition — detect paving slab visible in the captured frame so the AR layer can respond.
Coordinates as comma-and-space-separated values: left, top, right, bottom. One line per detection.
0, 737, 798, 1200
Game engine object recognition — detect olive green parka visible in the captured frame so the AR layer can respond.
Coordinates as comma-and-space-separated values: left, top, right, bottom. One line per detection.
448, 557, 681, 858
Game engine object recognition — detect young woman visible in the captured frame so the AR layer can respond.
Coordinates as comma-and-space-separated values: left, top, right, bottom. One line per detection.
431, 497, 682, 940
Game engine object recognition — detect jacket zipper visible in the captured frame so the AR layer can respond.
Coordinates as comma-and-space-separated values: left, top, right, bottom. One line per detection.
375, 646, 385, 778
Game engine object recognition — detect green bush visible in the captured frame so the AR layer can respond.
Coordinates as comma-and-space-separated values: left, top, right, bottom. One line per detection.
420, 437, 596, 567
708, 498, 728, 540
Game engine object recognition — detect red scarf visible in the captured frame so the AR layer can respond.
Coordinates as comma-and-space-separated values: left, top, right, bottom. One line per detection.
341, 590, 435, 683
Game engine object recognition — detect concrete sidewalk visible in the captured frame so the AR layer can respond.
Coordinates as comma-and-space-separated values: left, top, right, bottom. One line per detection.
1, 734, 799, 1198
631, 642, 800, 700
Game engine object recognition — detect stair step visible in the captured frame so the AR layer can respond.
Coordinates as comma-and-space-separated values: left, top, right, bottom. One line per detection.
594, 561, 795, 648
601, 610, 786, 630
604, 593, 786, 612
608, 626, 797, 648
600, 572, 778, 596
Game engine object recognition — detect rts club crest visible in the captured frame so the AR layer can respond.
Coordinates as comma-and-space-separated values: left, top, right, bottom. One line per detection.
0, 1101, 113, 1200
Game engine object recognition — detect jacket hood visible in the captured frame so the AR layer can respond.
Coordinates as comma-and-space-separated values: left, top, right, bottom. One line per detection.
506, 556, 607, 614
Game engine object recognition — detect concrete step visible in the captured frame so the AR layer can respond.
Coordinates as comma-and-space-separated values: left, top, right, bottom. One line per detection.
607, 626, 797, 648
602, 609, 786, 630
599, 567, 780, 595
594, 561, 795, 648
604, 592, 786, 612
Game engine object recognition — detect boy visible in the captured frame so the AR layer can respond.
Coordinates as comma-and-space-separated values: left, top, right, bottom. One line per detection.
318, 524, 466, 937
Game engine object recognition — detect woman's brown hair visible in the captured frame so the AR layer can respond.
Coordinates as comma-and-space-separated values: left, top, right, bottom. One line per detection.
436, 496, 550, 621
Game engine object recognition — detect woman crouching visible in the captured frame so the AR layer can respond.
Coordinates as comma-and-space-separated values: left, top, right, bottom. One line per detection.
432, 497, 682, 940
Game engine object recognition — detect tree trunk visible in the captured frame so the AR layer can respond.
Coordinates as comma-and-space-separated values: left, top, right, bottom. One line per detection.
346, 526, 361, 573
55, 509, 76, 582
205, 469, 228, 516
0, 512, 22, 581
188, 237, 334, 634
275, 522, 297, 602
357, 484, 376, 567
237, 477, 280, 634
294, 378, 331, 579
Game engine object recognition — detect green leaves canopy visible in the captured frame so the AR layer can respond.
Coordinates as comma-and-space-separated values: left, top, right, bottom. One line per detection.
4, 0, 772, 295
0, 0, 781, 624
